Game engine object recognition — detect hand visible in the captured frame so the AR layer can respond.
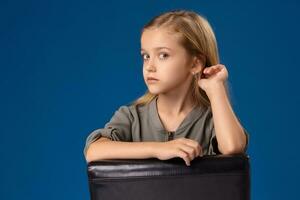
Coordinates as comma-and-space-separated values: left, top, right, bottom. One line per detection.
154, 138, 203, 166
196, 64, 228, 94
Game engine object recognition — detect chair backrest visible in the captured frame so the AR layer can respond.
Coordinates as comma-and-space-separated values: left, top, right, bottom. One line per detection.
87, 154, 250, 200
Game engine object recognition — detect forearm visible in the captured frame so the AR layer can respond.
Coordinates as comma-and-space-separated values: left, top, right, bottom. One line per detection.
207, 83, 247, 154
85, 137, 160, 163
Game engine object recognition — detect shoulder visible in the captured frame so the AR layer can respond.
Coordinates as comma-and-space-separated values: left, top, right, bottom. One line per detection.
192, 105, 214, 130
113, 104, 134, 119
113, 102, 143, 121
204, 106, 214, 126
197, 105, 213, 121
122, 99, 152, 114
113, 97, 155, 122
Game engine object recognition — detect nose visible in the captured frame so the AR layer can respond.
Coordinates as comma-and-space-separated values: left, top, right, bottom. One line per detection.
144, 58, 156, 72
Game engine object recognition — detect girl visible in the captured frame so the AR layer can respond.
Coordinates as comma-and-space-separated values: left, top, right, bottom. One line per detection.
84, 10, 249, 166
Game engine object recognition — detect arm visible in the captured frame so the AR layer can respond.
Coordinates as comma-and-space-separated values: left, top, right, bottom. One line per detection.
207, 83, 247, 154
85, 137, 159, 163
85, 136, 203, 166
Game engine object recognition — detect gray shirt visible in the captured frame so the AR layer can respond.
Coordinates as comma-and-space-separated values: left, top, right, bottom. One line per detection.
83, 96, 249, 158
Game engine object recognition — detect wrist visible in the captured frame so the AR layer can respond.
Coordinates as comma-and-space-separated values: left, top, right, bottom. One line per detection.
205, 82, 225, 97
149, 142, 163, 158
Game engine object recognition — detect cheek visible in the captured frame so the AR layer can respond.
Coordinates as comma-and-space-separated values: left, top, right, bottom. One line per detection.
161, 63, 188, 82
163, 71, 181, 83
142, 67, 149, 78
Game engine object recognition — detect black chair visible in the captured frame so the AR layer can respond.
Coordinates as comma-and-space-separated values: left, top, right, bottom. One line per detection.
87, 154, 250, 200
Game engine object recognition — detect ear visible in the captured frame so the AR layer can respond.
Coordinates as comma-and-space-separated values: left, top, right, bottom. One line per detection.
190, 54, 206, 74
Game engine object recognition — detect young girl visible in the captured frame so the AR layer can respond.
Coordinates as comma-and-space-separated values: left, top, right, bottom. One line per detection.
83, 10, 249, 166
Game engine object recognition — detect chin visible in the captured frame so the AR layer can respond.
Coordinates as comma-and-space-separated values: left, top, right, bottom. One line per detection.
147, 85, 169, 95
147, 88, 161, 95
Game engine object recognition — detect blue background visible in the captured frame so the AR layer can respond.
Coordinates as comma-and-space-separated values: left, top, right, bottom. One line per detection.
1, 0, 299, 199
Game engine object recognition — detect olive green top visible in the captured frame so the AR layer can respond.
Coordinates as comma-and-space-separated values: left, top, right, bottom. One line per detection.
83, 96, 249, 158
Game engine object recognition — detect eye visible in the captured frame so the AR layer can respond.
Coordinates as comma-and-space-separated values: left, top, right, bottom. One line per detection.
141, 53, 149, 61
159, 52, 169, 60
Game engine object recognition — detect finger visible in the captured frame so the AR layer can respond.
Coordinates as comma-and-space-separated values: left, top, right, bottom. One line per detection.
210, 64, 224, 71
178, 144, 197, 160
194, 143, 203, 157
183, 142, 201, 158
181, 138, 203, 157
204, 65, 223, 74
204, 67, 216, 74
198, 145, 203, 157
182, 138, 201, 149
177, 150, 191, 166
178, 137, 202, 155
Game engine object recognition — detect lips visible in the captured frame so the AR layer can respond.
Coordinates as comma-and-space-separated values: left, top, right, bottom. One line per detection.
147, 77, 159, 81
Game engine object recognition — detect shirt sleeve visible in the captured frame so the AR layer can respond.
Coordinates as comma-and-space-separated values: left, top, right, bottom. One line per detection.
83, 105, 133, 158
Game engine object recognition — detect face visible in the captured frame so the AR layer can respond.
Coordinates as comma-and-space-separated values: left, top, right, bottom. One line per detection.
140, 27, 195, 95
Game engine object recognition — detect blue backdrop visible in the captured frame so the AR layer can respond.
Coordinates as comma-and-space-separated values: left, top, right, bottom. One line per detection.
1, 0, 299, 199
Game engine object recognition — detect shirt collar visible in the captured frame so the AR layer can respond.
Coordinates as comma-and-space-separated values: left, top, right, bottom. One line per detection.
149, 95, 206, 133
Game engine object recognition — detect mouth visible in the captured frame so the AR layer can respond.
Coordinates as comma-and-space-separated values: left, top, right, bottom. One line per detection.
147, 77, 159, 83
147, 76, 159, 80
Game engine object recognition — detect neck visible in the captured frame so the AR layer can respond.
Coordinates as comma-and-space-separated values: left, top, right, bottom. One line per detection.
157, 89, 196, 117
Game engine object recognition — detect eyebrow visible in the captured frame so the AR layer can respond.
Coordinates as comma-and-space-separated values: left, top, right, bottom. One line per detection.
140, 47, 172, 52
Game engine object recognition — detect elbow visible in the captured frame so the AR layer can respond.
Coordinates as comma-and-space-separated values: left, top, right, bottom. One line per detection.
85, 145, 104, 163
86, 156, 96, 163
85, 143, 100, 163
85, 148, 103, 163
219, 143, 246, 155
85, 146, 94, 163
85, 137, 112, 163
219, 131, 247, 155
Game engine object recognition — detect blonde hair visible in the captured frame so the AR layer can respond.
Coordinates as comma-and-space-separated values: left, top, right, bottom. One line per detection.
129, 9, 231, 108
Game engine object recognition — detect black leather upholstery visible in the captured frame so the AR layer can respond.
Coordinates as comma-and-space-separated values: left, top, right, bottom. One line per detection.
87, 154, 250, 200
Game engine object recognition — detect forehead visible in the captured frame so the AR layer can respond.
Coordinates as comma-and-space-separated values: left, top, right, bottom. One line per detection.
140, 28, 183, 51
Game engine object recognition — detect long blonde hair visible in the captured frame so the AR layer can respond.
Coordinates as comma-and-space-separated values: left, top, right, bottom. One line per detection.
129, 9, 231, 108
